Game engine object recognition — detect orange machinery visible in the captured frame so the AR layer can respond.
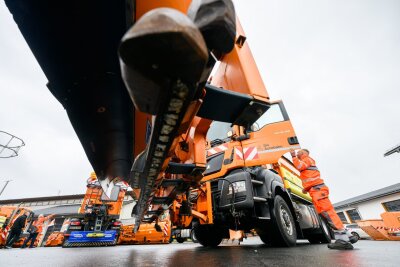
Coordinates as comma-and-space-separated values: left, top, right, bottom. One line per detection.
357, 211, 400, 241
0, 206, 34, 248
61, 172, 127, 247
46, 173, 171, 247
4, 0, 332, 249
45, 219, 70, 247
118, 0, 334, 248
118, 211, 171, 245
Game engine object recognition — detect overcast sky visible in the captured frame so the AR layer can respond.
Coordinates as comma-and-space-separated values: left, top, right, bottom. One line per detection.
1, 0, 399, 203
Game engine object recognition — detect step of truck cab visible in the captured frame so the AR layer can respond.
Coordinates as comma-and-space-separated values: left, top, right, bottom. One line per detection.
142, 216, 157, 223
253, 196, 267, 202
161, 178, 184, 187
166, 162, 196, 174
146, 210, 163, 216
251, 179, 264, 185
151, 196, 173, 205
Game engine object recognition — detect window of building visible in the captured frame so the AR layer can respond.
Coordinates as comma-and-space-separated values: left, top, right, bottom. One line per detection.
382, 199, 400, 212
346, 209, 362, 222
337, 211, 348, 223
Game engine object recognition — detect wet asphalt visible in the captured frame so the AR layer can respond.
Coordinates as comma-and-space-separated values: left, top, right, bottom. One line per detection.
0, 238, 398, 267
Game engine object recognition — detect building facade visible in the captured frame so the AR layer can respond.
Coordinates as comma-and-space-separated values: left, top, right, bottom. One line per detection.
0, 194, 136, 219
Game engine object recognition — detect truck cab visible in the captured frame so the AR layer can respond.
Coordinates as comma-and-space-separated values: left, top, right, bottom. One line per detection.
192, 97, 333, 247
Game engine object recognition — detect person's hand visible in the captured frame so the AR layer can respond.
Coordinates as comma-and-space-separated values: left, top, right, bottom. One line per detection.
302, 189, 307, 194
290, 149, 296, 157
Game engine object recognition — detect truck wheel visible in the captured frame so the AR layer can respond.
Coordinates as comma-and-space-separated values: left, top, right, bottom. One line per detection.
270, 195, 297, 247
176, 237, 186, 243
190, 229, 199, 243
193, 224, 223, 247
255, 223, 273, 246
351, 232, 360, 241
307, 215, 332, 244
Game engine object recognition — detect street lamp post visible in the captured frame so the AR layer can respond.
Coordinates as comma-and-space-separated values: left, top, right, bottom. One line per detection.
0, 180, 12, 197
384, 144, 400, 157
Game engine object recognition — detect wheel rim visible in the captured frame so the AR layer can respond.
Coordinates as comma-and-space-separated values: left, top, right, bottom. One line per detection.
191, 231, 197, 242
279, 205, 293, 235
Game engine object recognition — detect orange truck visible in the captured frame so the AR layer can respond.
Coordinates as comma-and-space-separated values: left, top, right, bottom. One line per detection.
61, 173, 127, 247
45, 173, 171, 247
5, 0, 330, 249
116, 1, 333, 247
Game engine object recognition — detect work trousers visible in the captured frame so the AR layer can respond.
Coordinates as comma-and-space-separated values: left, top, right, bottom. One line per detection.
5, 229, 22, 247
22, 232, 39, 248
308, 184, 344, 231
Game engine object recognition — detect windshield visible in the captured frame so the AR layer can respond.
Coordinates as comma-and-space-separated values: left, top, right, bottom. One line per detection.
207, 121, 232, 142
251, 103, 285, 132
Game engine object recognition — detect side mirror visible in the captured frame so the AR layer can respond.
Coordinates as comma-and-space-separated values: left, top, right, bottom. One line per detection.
101, 185, 121, 202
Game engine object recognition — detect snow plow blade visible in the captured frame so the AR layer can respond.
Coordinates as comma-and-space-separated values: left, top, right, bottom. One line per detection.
63, 230, 118, 248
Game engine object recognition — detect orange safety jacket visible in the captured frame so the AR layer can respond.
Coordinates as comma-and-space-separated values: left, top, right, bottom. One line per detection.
292, 154, 324, 191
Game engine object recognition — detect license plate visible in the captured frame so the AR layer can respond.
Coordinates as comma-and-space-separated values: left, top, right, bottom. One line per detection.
87, 233, 105, 238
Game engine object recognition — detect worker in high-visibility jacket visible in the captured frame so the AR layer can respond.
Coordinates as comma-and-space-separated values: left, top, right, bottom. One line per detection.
291, 149, 357, 250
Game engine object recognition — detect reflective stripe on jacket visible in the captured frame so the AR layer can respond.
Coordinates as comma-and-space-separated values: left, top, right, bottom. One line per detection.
292, 155, 324, 191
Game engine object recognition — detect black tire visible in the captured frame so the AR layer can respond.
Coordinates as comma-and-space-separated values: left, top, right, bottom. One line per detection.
269, 195, 297, 247
306, 215, 332, 244
190, 229, 199, 243
351, 232, 360, 241
193, 224, 223, 247
176, 237, 185, 243
255, 221, 273, 246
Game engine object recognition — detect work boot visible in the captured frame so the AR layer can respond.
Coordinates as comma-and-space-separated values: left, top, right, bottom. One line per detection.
327, 239, 354, 250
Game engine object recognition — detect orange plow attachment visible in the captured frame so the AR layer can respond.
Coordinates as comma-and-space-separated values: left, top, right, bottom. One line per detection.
118, 220, 171, 245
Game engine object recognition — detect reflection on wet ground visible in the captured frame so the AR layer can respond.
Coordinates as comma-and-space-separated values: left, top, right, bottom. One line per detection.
1, 237, 398, 267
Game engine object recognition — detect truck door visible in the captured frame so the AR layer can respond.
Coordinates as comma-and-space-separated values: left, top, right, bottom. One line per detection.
240, 101, 300, 167
202, 121, 245, 181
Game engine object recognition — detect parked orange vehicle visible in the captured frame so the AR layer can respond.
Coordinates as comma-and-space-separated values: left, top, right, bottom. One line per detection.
45, 172, 171, 247
45, 219, 70, 247
0, 205, 33, 248
357, 211, 400, 241
61, 172, 127, 247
